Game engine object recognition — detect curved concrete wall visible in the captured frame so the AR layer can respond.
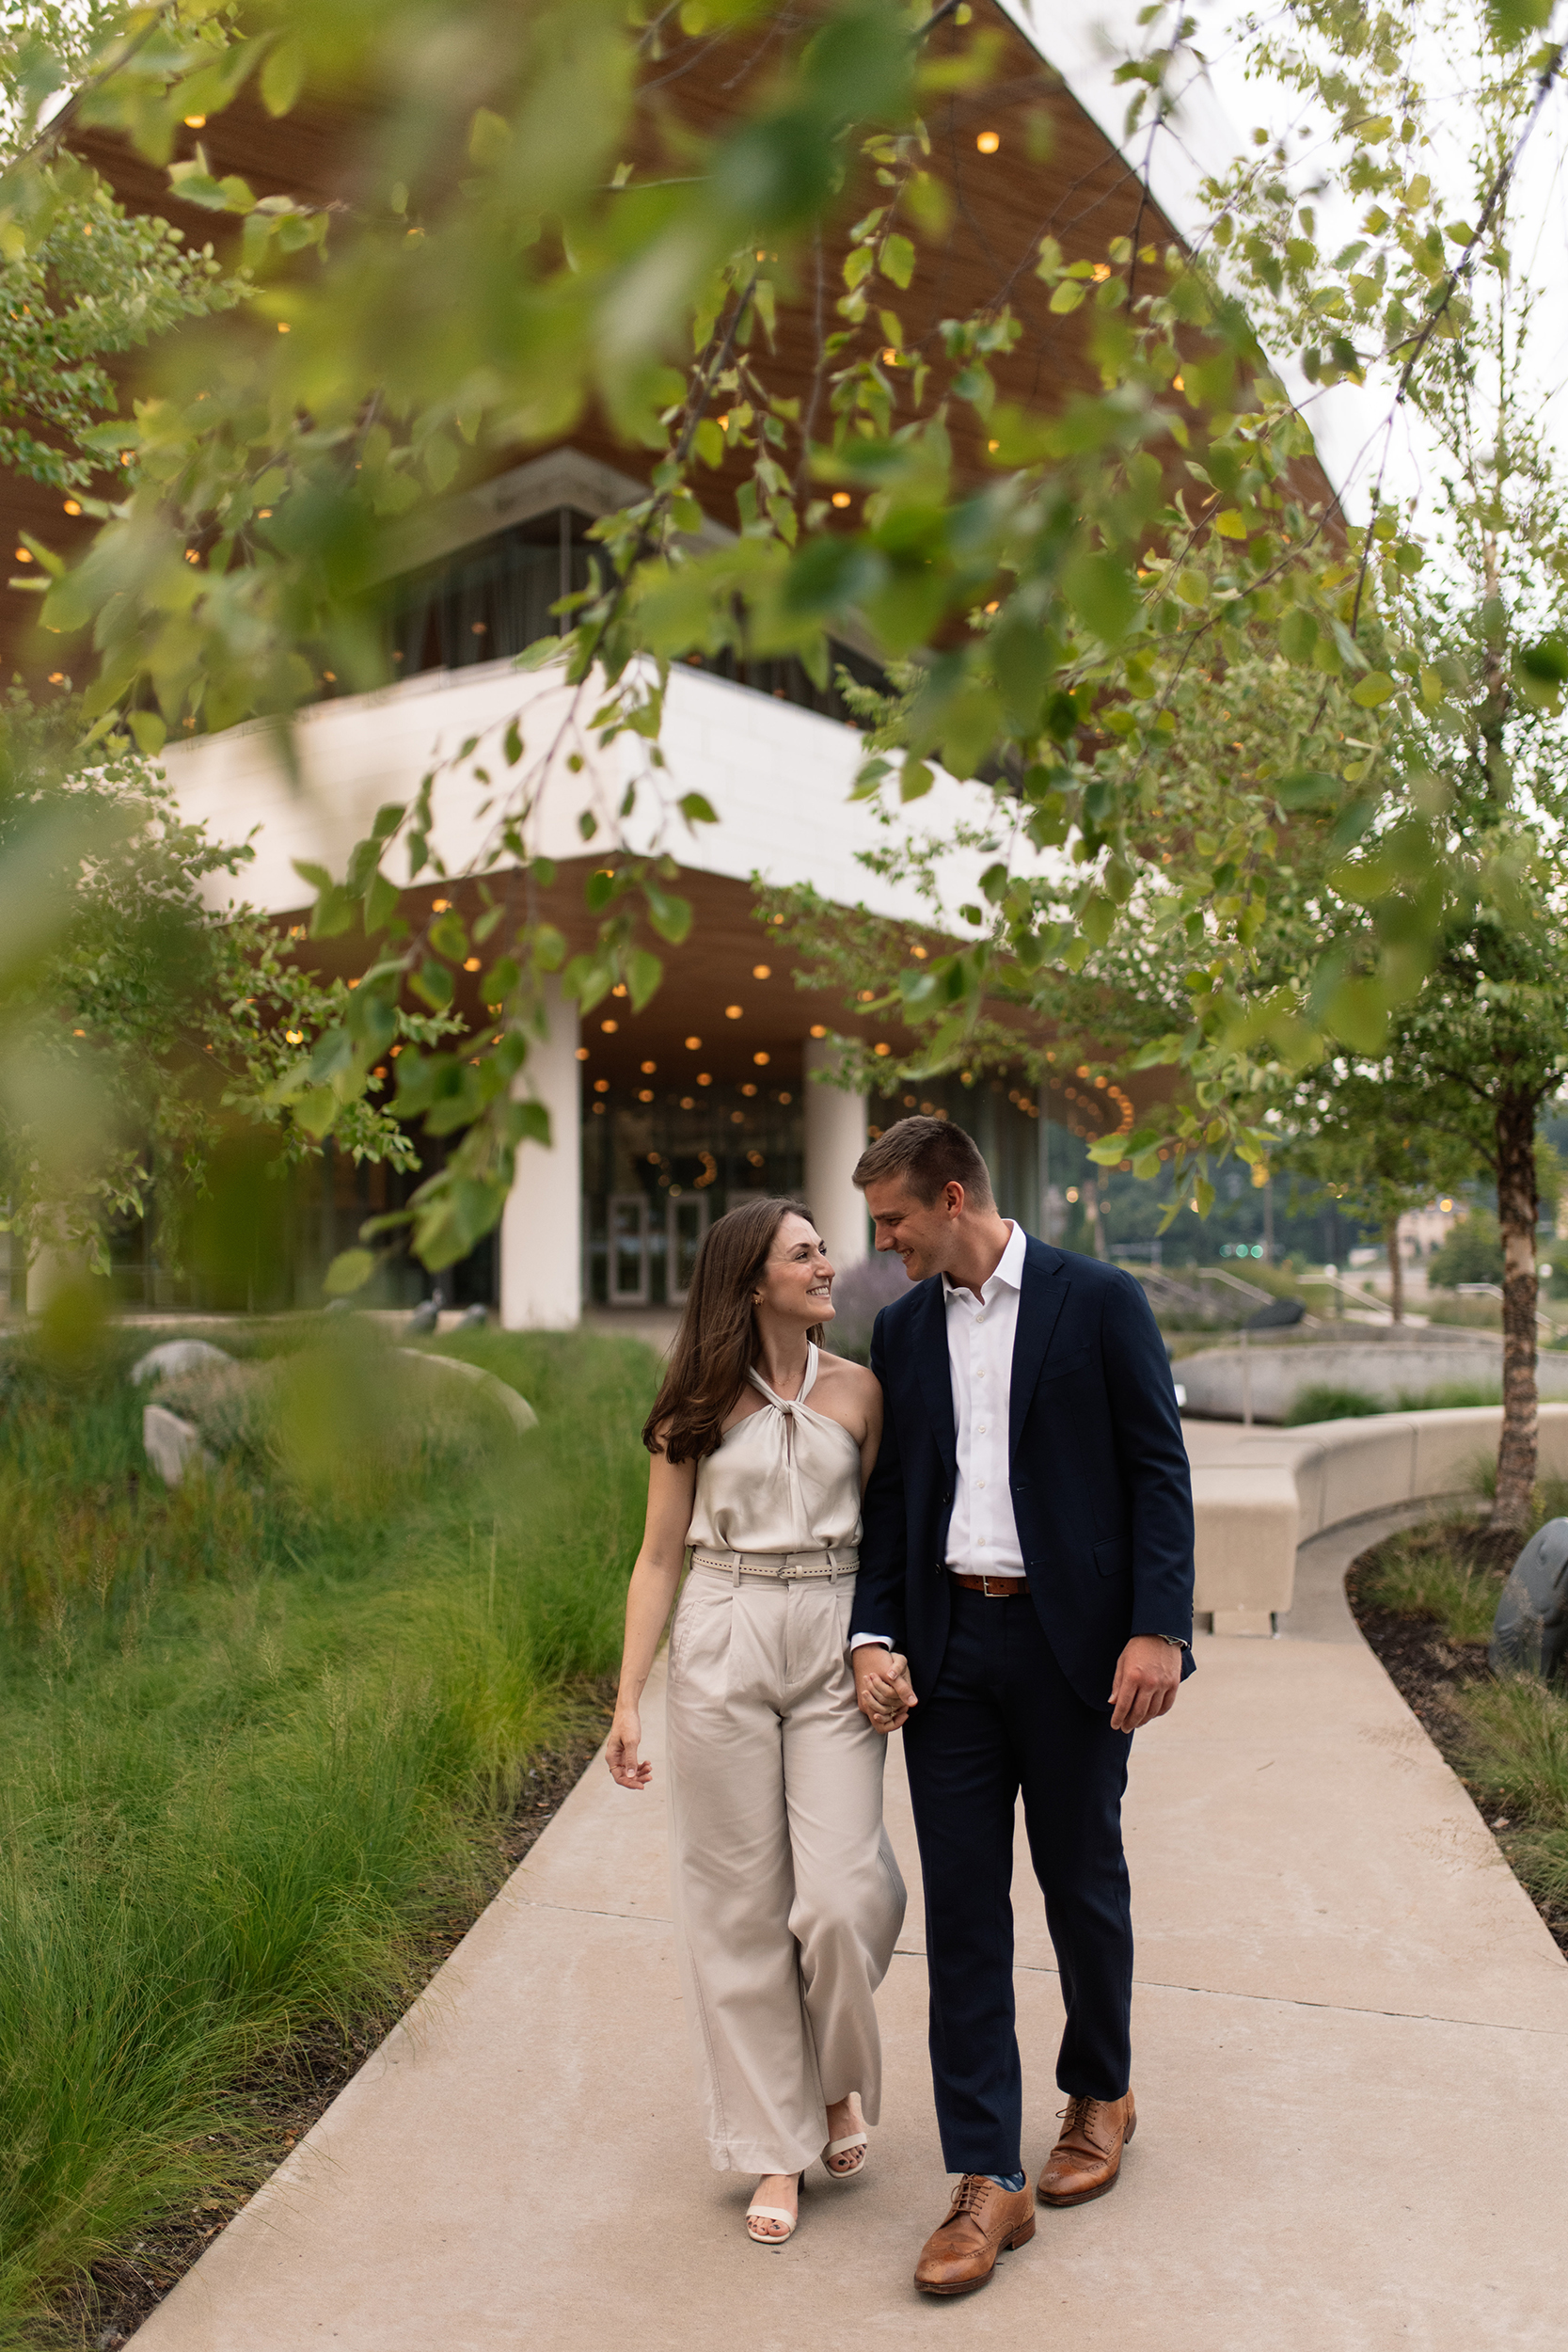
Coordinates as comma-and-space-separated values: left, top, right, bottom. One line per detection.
1179, 1339, 1568, 1422
1188, 1404, 1568, 1636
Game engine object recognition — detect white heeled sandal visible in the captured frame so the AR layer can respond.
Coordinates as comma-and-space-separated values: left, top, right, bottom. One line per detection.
823, 2131, 868, 2179
746, 2170, 805, 2245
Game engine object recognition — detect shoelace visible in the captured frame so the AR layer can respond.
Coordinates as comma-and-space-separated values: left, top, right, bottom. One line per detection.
949, 2175, 992, 2219
1054, 2096, 1106, 2151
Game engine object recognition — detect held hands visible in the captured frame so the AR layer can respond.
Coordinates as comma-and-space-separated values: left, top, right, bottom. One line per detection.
1109, 1636, 1182, 1733
607, 1705, 651, 1789
853, 1645, 916, 1736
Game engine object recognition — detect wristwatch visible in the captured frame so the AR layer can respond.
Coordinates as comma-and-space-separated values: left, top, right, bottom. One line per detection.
1157, 1634, 1191, 1649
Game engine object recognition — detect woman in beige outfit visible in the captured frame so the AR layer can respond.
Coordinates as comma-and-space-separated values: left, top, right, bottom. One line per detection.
608, 1196, 907, 2246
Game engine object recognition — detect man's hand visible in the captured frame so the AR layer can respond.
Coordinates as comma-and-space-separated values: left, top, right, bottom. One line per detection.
853, 1645, 916, 1735
1109, 1636, 1182, 1733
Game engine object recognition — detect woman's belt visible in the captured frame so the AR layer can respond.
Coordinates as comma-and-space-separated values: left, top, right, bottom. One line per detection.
689, 1545, 859, 1582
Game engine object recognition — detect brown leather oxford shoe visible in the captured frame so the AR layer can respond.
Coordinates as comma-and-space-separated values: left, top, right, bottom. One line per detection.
1037, 2091, 1136, 2206
913, 2175, 1036, 2296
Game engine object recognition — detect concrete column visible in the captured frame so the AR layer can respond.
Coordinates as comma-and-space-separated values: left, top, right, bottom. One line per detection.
26, 1227, 89, 1316
499, 980, 581, 1329
803, 1037, 869, 1270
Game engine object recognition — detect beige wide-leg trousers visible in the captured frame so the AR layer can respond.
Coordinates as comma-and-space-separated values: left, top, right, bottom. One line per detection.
664, 1565, 907, 2175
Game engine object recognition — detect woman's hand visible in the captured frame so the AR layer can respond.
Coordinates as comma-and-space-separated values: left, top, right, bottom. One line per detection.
852, 1646, 915, 1734
607, 1705, 651, 1789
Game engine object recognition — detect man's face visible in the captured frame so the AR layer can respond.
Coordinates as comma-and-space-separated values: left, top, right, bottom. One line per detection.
863, 1175, 963, 1283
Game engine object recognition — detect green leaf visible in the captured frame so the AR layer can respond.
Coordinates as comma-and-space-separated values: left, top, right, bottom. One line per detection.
1521, 636, 1568, 684
644, 885, 692, 945
1063, 550, 1137, 647
413, 960, 454, 1010
468, 107, 511, 166
1276, 771, 1339, 811
324, 1247, 375, 1297
627, 948, 663, 1010
1321, 976, 1388, 1054
881, 233, 915, 289
365, 872, 401, 933
1212, 510, 1248, 540
1079, 894, 1116, 946
261, 33, 306, 116
516, 636, 565, 672
678, 791, 719, 824
899, 756, 933, 803
291, 1087, 339, 1140
1487, 0, 1554, 41
129, 709, 166, 755
1351, 671, 1396, 707
1049, 279, 1086, 314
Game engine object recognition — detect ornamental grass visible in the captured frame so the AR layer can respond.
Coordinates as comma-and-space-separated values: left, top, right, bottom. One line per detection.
0, 1321, 653, 2341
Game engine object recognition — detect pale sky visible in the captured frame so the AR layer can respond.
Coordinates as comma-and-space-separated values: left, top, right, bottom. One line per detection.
1002, 0, 1568, 532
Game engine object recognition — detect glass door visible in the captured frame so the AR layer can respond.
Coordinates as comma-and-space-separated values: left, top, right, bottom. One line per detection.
609, 1194, 649, 1304
667, 1193, 709, 1305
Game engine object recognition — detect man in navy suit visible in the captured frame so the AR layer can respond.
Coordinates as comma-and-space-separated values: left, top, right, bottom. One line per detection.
847, 1116, 1195, 2296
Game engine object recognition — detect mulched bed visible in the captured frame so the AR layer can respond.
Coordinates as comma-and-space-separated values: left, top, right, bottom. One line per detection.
1345, 1534, 1568, 1962
46, 1683, 615, 2352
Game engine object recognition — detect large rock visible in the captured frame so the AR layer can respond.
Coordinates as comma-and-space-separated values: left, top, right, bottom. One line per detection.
1491, 1518, 1568, 1681
396, 1348, 537, 1432
143, 1404, 218, 1486
131, 1338, 234, 1387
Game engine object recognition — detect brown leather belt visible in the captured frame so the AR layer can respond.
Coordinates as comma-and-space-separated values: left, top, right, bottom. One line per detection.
950, 1572, 1029, 1598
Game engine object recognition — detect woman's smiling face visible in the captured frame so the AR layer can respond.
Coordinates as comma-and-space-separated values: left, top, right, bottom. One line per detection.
757, 1212, 835, 1326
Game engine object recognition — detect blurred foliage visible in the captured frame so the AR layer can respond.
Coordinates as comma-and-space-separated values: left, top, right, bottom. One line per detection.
0, 0, 1482, 1276
1284, 1382, 1383, 1423
0, 692, 453, 1281
1428, 1208, 1506, 1288
0, 0, 1562, 1503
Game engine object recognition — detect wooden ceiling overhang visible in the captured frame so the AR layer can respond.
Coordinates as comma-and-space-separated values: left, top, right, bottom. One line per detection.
1, 2, 1336, 677
293, 859, 1173, 1151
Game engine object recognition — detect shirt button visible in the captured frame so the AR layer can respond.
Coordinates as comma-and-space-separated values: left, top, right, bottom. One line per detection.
977, 1424, 987, 1435
977, 1480, 986, 1489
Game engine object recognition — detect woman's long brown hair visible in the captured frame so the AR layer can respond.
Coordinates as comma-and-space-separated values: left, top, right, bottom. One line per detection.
642, 1196, 825, 1463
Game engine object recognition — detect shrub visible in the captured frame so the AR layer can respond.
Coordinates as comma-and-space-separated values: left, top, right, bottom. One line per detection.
821, 1251, 909, 1363
1427, 1211, 1504, 1289
1284, 1384, 1382, 1424
1394, 1382, 1502, 1411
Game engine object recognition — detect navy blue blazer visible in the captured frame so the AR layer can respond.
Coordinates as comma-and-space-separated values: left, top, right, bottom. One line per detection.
848, 1234, 1196, 1711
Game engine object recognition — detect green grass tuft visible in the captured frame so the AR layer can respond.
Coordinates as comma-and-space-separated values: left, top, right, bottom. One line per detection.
1356, 1522, 1506, 1644
1284, 1383, 1382, 1424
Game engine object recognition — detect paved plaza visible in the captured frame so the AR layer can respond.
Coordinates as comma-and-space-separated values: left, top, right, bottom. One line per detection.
131, 1502, 1568, 2351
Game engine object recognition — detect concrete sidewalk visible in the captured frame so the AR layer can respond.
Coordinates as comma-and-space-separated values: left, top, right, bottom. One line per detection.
133, 1512, 1568, 2352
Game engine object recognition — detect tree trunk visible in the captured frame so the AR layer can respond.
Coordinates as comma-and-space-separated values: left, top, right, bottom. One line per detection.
1385, 1216, 1404, 1325
1491, 1089, 1540, 1531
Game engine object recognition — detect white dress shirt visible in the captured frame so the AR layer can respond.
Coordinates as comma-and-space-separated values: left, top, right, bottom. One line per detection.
851, 1219, 1027, 1652
941, 1216, 1027, 1576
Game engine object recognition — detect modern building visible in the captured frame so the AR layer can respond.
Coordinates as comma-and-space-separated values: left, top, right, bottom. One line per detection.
1, 5, 1303, 1324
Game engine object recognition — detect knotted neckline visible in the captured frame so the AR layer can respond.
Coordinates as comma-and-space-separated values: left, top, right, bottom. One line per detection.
747, 1342, 820, 1413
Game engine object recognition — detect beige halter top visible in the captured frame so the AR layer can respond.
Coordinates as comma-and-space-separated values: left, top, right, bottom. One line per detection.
687, 1343, 862, 1556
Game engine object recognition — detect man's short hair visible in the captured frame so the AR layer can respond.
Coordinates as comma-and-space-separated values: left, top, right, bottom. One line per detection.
852, 1114, 995, 1209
